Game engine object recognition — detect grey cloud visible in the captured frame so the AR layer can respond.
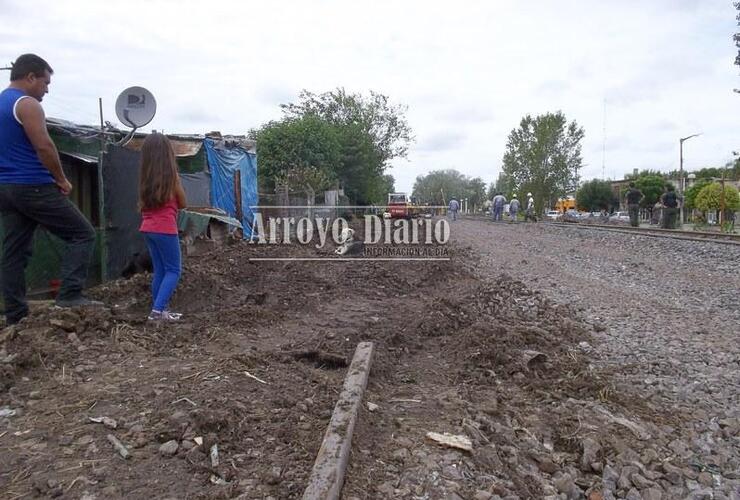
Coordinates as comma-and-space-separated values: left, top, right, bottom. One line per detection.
173, 109, 220, 124
253, 85, 298, 107
442, 105, 495, 124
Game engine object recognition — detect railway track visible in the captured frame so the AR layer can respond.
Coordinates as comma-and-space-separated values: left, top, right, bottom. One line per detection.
465, 215, 740, 245
545, 221, 740, 245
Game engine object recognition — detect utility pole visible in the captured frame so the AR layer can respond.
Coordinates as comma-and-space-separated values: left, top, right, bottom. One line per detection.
679, 133, 701, 226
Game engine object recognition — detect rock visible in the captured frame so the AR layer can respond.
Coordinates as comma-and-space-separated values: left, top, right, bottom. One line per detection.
366, 402, 379, 412
158, 440, 179, 456
474, 491, 494, 500
537, 459, 559, 474
686, 489, 713, 500
581, 437, 601, 471
619, 465, 639, 490
49, 318, 75, 332
588, 491, 604, 500
259, 466, 281, 485
640, 487, 662, 500
395, 436, 414, 448
554, 473, 580, 499
625, 488, 642, 500
696, 472, 712, 487
631, 473, 654, 489
442, 465, 462, 480
377, 482, 395, 496
683, 467, 699, 480
181, 440, 195, 451
616, 448, 641, 464
661, 462, 682, 485
667, 439, 692, 459
640, 448, 659, 464
392, 448, 410, 461
601, 464, 619, 490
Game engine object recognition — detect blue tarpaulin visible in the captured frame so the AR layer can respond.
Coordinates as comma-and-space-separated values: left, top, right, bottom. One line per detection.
204, 138, 258, 237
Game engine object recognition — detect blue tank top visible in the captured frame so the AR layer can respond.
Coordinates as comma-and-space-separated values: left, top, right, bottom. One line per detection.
0, 88, 54, 184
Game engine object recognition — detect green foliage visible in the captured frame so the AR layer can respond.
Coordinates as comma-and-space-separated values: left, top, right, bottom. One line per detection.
684, 178, 712, 210
490, 172, 515, 199
281, 88, 413, 165
412, 169, 486, 208
634, 174, 667, 208
695, 183, 740, 212
254, 115, 341, 192
255, 88, 412, 204
501, 111, 584, 212
626, 169, 663, 180
576, 179, 613, 211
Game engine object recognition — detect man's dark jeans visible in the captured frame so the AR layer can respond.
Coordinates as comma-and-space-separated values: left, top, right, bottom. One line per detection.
0, 183, 95, 325
662, 207, 677, 229
628, 203, 640, 227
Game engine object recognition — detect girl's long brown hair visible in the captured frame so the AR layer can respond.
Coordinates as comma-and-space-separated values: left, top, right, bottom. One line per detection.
138, 133, 178, 211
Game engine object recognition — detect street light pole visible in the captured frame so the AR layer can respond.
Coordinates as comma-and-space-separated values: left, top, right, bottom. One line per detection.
679, 133, 701, 225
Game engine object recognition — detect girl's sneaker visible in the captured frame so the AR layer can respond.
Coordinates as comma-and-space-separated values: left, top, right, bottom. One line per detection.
164, 310, 182, 320
147, 310, 181, 321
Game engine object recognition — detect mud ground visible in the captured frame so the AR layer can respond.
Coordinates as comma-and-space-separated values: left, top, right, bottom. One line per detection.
1, 217, 738, 500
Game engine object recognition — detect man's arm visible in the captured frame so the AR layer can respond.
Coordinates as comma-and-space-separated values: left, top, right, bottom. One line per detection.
15, 97, 71, 194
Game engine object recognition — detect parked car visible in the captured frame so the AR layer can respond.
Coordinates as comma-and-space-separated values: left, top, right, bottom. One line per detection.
561, 210, 583, 223
609, 211, 630, 223
545, 210, 561, 221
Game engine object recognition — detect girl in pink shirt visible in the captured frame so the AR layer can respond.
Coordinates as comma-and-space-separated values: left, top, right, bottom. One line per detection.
138, 133, 187, 321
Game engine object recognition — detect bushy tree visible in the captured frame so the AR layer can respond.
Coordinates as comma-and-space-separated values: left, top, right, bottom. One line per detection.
281, 88, 413, 166
255, 89, 413, 204
502, 111, 584, 213
576, 179, 613, 211
634, 174, 668, 208
695, 183, 740, 213
684, 178, 712, 210
412, 169, 486, 208
255, 115, 341, 192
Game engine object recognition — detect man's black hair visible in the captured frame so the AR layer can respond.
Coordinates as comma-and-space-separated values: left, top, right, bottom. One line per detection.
629, 182, 635, 188
10, 54, 53, 81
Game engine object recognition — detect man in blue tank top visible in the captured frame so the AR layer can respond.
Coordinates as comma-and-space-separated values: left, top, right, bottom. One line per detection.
0, 54, 101, 325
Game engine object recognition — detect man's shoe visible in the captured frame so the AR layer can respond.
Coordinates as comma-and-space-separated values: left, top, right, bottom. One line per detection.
55, 296, 104, 308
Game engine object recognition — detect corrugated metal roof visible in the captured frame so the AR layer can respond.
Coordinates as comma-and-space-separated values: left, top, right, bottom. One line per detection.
124, 137, 203, 157
59, 151, 98, 164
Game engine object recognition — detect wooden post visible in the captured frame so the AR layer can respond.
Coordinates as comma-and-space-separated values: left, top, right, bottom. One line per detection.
303, 342, 375, 500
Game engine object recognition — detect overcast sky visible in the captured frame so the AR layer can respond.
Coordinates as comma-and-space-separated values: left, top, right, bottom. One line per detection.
2, 0, 738, 192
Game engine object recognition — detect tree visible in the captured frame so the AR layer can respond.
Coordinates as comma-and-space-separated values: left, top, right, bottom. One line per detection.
278, 88, 413, 204
501, 111, 584, 213
281, 88, 413, 166
490, 172, 515, 199
633, 174, 668, 208
695, 183, 740, 213
412, 169, 486, 209
254, 115, 341, 192
576, 179, 613, 211
684, 178, 712, 210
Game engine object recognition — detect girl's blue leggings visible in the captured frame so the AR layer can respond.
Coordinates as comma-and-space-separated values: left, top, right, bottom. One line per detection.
143, 232, 181, 311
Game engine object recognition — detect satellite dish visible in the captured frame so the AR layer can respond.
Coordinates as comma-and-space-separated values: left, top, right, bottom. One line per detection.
115, 86, 156, 128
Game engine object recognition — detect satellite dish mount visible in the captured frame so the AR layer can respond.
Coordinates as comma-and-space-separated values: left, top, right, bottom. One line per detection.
115, 86, 156, 146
